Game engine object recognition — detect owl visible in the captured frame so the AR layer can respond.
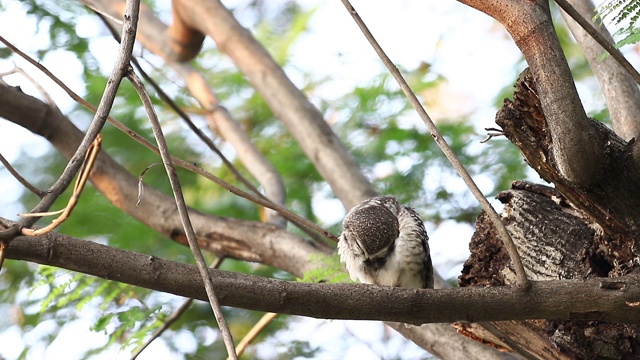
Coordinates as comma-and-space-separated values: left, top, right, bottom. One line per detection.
338, 196, 433, 289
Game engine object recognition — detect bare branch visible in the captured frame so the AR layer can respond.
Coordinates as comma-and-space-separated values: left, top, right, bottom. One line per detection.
557, 0, 640, 140
459, 0, 605, 187
0, 65, 56, 106
386, 322, 519, 360
20, 135, 101, 236
175, 65, 288, 228
233, 312, 278, 358
0, 152, 44, 197
127, 70, 237, 359
339, 0, 528, 289
5, 229, 640, 325
0, 240, 6, 272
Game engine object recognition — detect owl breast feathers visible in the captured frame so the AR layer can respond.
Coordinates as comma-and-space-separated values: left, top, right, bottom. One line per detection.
338, 196, 434, 289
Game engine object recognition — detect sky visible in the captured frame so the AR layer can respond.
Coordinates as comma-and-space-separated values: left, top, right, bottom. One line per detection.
0, 0, 626, 359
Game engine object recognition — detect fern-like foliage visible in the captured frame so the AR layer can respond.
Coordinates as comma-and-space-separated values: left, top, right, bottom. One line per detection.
598, 0, 640, 47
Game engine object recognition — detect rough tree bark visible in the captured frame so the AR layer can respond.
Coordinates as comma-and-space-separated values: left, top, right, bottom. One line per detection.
5, 225, 640, 325
459, 70, 640, 359
450, 4, 640, 354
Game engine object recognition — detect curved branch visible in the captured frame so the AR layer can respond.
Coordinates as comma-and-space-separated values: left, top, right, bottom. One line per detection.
558, 0, 640, 141
166, 0, 205, 62
5, 229, 640, 325
459, 0, 605, 187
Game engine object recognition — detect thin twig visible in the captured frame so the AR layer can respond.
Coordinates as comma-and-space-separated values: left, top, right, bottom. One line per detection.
128, 63, 333, 241
136, 162, 162, 206
0, 34, 337, 245
131, 256, 226, 359
233, 312, 278, 358
480, 127, 505, 143
82, 0, 123, 24
128, 61, 328, 242
0, 0, 140, 238
555, 0, 640, 86
20, 135, 102, 236
127, 69, 238, 359
0, 152, 45, 197
0, 65, 56, 106
340, 0, 529, 289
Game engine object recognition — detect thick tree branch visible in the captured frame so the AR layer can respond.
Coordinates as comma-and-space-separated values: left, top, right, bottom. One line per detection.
386, 322, 519, 360
558, 0, 640, 141
459, 0, 605, 187
4, 228, 640, 325
0, 82, 327, 277
461, 71, 640, 358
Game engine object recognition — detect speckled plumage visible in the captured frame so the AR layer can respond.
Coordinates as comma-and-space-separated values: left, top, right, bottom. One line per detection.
338, 196, 434, 289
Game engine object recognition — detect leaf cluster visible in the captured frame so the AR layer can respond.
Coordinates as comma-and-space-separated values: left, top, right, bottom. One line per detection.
598, 0, 640, 47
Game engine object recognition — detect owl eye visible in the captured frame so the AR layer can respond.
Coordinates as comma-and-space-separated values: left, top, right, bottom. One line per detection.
353, 237, 369, 258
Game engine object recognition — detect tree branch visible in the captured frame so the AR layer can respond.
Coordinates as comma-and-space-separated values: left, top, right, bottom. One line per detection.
0, 151, 44, 197
458, 0, 605, 187
557, 0, 640, 141
5, 227, 640, 325
495, 68, 640, 238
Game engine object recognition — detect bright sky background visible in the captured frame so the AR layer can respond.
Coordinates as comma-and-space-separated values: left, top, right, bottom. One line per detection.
0, 0, 626, 359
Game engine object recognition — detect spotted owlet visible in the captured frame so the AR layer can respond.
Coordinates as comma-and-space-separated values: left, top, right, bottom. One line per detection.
338, 196, 434, 289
